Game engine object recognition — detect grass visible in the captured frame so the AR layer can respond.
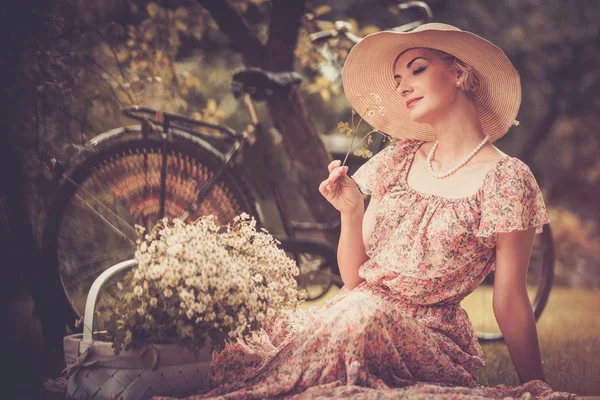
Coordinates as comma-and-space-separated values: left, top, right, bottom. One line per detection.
300, 285, 600, 396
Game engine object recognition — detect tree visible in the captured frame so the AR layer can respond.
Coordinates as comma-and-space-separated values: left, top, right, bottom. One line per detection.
197, 0, 337, 229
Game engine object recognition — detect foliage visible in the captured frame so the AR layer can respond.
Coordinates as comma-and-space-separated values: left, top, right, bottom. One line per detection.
98, 213, 306, 355
548, 207, 600, 287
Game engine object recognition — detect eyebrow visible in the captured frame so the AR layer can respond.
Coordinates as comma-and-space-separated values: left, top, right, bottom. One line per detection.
393, 57, 429, 80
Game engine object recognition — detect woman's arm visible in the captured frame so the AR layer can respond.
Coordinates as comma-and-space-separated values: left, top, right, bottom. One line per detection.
493, 226, 547, 384
337, 196, 380, 290
319, 160, 377, 290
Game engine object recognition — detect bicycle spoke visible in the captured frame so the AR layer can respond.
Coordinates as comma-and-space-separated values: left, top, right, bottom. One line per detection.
64, 175, 137, 238
62, 249, 134, 289
60, 248, 134, 271
56, 232, 132, 246
71, 193, 136, 244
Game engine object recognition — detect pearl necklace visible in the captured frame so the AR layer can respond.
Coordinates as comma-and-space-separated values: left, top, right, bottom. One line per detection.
427, 136, 489, 179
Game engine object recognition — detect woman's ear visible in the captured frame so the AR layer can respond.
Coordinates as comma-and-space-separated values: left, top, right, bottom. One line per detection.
454, 68, 464, 82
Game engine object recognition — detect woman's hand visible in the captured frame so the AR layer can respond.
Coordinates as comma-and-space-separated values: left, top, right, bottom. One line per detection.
319, 160, 364, 215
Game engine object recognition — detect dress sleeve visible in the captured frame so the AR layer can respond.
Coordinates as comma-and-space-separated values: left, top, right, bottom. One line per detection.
349, 145, 393, 199
476, 158, 551, 238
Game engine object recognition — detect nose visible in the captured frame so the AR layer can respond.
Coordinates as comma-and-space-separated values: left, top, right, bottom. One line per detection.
397, 81, 412, 97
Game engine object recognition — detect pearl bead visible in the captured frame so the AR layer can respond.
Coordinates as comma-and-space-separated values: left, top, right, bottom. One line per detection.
427, 136, 489, 179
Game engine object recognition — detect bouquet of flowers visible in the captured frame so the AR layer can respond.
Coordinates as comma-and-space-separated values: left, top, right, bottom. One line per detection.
98, 213, 305, 356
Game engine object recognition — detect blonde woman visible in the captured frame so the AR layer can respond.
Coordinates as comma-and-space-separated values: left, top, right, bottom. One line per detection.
159, 24, 575, 399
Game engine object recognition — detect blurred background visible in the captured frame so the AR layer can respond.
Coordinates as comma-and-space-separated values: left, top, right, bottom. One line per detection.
1, 0, 599, 398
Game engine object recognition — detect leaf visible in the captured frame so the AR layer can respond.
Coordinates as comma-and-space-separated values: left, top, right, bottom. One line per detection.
359, 25, 381, 37
314, 5, 332, 17
124, 329, 133, 348
204, 99, 217, 113
175, 20, 188, 33
337, 122, 352, 134
143, 29, 156, 42
146, 2, 160, 18
347, 18, 359, 34
174, 7, 189, 19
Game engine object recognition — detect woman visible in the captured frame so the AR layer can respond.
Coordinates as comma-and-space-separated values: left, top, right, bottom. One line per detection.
160, 24, 575, 399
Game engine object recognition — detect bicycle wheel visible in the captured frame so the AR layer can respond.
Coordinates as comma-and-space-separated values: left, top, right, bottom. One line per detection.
277, 238, 341, 302
42, 127, 258, 327
462, 224, 555, 341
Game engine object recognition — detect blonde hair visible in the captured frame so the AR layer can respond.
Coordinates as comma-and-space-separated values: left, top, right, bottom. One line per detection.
431, 49, 481, 98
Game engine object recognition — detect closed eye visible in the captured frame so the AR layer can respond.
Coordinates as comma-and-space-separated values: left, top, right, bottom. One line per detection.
394, 66, 427, 88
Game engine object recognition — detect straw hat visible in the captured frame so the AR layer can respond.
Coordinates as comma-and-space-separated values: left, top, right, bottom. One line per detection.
341, 23, 521, 143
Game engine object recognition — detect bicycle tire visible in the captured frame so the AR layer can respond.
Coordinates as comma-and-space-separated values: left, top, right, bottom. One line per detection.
42, 126, 259, 329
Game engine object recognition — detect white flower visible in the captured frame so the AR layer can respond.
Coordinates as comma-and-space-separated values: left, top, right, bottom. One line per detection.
109, 213, 302, 353
370, 93, 382, 103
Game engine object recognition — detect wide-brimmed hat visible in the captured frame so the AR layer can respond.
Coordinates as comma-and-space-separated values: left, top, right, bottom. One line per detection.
341, 23, 521, 143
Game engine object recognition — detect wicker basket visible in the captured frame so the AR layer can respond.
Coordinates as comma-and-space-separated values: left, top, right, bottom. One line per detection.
63, 259, 213, 400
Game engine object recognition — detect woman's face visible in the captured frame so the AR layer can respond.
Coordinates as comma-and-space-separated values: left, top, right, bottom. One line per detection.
393, 48, 458, 124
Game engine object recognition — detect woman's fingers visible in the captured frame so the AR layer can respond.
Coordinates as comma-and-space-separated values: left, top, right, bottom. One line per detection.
319, 178, 329, 194
328, 166, 348, 184
328, 160, 342, 173
321, 163, 351, 202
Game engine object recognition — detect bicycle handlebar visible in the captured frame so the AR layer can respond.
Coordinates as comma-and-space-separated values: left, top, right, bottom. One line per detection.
122, 106, 242, 141
308, 1, 432, 44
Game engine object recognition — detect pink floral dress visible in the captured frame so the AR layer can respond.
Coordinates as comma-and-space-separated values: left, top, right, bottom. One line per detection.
156, 139, 575, 399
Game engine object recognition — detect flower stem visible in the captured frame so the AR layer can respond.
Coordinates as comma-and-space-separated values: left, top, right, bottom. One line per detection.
341, 128, 378, 167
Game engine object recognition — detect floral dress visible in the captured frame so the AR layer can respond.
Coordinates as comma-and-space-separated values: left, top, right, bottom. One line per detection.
156, 139, 575, 399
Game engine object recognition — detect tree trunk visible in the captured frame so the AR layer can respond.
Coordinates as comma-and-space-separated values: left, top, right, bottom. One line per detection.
0, 3, 53, 396
197, 0, 339, 244
265, 87, 335, 221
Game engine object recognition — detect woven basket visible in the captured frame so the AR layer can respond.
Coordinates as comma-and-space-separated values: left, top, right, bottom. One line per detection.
63, 259, 213, 400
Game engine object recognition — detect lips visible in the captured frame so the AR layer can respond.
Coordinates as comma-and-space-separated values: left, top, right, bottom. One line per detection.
406, 97, 423, 108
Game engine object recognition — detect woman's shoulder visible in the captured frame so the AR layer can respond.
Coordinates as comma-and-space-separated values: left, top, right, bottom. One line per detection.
486, 154, 537, 182
481, 154, 544, 200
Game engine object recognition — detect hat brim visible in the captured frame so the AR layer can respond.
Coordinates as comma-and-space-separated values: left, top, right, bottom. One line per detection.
341, 26, 521, 143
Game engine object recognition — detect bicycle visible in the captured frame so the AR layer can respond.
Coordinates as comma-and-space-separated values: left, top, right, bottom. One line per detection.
41, 76, 346, 332
40, 0, 553, 343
